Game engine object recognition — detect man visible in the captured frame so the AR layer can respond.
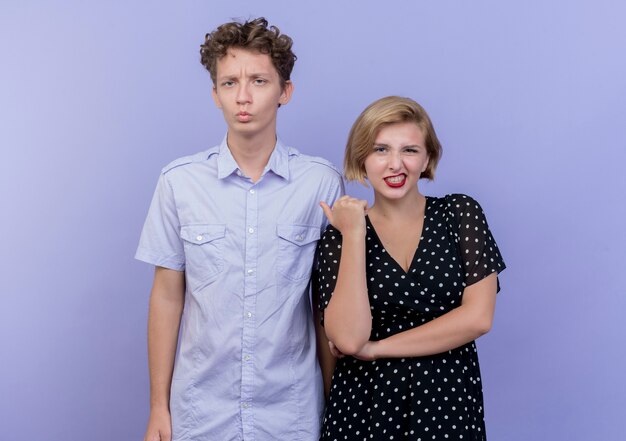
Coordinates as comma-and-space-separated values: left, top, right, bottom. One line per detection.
136, 17, 343, 441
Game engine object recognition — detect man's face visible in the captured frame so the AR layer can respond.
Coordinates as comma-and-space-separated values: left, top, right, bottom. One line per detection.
212, 47, 293, 141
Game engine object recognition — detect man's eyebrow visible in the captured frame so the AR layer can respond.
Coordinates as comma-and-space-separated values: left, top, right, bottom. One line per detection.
217, 72, 273, 81
216, 74, 236, 81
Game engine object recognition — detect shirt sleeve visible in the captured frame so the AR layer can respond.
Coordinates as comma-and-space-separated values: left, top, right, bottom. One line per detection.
316, 225, 343, 325
135, 173, 185, 271
320, 175, 345, 231
446, 194, 506, 291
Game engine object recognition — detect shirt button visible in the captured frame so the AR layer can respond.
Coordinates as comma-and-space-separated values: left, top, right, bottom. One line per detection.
244, 354, 251, 361
248, 227, 254, 234
295, 234, 304, 241
249, 189, 255, 194
247, 269, 254, 275
246, 312, 252, 318
242, 403, 249, 409
196, 235, 203, 241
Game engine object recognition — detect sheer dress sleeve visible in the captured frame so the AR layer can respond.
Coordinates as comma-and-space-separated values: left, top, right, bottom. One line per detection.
445, 194, 506, 291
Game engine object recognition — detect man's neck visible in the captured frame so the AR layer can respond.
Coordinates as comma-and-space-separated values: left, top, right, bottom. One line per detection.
226, 130, 277, 183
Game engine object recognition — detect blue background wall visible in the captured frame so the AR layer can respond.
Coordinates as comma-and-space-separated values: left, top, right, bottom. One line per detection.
1, 1, 624, 439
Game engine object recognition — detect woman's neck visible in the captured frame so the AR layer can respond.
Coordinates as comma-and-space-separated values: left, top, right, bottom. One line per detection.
369, 191, 426, 223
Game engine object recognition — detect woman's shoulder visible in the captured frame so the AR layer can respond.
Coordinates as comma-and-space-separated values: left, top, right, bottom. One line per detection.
426, 194, 490, 232
438, 193, 480, 205
428, 193, 483, 215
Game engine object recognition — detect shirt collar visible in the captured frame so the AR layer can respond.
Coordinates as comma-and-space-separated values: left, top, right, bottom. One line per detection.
265, 138, 290, 180
217, 135, 291, 181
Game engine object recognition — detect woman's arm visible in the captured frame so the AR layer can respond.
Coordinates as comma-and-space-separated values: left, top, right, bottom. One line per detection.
320, 197, 372, 355
354, 273, 497, 360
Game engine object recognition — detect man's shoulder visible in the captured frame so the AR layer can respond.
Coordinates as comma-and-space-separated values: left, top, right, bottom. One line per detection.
286, 146, 342, 178
161, 146, 220, 175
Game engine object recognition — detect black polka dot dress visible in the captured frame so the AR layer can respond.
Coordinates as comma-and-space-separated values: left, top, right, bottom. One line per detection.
317, 194, 506, 441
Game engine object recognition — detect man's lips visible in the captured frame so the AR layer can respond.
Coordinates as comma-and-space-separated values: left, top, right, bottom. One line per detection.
383, 174, 407, 188
237, 112, 251, 122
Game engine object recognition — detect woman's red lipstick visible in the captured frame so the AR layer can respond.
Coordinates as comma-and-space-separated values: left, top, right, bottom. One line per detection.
383, 174, 406, 188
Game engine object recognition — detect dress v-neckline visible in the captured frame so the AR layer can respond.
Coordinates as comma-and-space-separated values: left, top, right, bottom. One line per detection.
365, 197, 429, 275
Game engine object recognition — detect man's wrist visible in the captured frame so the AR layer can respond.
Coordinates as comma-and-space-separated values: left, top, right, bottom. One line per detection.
149, 398, 170, 411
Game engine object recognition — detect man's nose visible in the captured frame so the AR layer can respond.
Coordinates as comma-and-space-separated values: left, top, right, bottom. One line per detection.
236, 83, 252, 104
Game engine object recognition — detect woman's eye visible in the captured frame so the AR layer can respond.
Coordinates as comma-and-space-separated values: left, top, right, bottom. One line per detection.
373, 146, 387, 153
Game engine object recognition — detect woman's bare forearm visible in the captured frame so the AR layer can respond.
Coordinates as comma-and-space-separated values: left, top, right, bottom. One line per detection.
361, 274, 497, 360
323, 232, 372, 355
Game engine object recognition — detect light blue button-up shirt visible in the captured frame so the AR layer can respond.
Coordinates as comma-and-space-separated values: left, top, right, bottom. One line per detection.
136, 137, 344, 441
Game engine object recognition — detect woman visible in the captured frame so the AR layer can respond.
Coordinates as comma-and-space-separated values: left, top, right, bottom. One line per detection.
317, 96, 506, 440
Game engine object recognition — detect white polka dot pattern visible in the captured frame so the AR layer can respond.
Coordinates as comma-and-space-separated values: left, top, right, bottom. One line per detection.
317, 194, 506, 441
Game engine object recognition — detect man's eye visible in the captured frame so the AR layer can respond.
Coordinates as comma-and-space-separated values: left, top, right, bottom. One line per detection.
254, 79, 267, 85
222, 81, 235, 87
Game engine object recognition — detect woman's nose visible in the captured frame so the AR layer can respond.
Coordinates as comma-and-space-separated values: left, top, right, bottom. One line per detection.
388, 151, 402, 170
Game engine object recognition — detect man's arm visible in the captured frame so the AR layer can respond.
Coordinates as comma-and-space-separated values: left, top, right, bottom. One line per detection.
144, 267, 185, 441
311, 273, 336, 400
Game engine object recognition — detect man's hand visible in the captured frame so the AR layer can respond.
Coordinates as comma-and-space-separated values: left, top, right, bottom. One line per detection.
144, 407, 172, 441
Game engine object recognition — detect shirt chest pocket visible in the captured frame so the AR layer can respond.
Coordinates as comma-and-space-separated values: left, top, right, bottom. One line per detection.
276, 224, 320, 282
180, 224, 226, 290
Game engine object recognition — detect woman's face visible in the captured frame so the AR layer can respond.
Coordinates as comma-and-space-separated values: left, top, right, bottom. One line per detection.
364, 121, 430, 202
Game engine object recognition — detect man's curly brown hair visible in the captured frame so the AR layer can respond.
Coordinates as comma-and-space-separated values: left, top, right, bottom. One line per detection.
200, 17, 296, 89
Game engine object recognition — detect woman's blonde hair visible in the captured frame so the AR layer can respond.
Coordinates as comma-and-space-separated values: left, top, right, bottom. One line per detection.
344, 96, 442, 183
